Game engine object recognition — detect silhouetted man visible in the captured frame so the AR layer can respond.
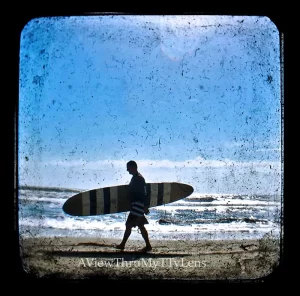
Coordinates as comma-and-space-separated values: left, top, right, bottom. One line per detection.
116, 160, 152, 252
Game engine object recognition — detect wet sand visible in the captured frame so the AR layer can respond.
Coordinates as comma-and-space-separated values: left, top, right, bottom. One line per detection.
17, 235, 281, 283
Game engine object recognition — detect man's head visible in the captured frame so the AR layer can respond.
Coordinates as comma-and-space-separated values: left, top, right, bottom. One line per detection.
127, 160, 138, 175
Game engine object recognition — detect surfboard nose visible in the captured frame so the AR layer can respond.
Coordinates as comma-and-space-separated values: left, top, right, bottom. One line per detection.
178, 183, 194, 197
170, 182, 194, 201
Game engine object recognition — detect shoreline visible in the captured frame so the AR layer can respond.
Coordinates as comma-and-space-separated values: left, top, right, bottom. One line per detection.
18, 235, 281, 282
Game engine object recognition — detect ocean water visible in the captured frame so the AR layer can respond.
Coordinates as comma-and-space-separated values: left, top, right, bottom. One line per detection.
17, 186, 282, 241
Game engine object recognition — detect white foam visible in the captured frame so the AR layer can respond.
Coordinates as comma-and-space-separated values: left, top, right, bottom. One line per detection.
153, 203, 280, 215
18, 189, 282, 241
19, 196, 68, 204
19, 215, 279, 237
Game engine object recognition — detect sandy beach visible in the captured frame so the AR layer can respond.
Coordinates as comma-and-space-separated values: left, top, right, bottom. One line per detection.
17, 234, 281, 283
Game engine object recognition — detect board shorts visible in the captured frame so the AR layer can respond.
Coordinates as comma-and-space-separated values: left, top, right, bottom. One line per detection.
126, 213, 149, 228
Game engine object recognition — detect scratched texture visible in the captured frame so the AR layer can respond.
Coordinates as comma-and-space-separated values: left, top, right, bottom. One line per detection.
18, 15, 282, 281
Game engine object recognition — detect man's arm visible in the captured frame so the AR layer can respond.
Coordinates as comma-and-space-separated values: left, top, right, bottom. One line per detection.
144, 183, 150, 214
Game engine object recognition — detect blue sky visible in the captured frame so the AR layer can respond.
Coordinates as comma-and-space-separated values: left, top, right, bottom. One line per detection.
18, 15, 282, 194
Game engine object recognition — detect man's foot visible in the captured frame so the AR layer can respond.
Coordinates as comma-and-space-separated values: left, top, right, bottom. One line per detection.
141, 245, 152, 252
115, 244, 125, 250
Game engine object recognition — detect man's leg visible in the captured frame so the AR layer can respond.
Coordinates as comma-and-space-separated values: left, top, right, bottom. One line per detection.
116, 225, 132, 249
139, 225, 152, 251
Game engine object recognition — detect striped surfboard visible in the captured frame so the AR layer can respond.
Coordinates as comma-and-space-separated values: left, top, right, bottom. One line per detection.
62, 182, 194, 216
